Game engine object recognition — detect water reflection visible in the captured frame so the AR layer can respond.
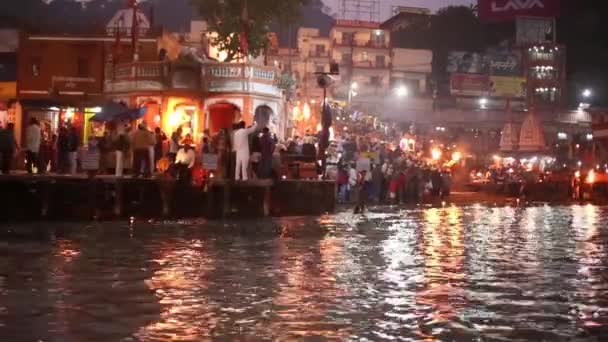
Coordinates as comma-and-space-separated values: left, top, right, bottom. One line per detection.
0, 206, 608, 340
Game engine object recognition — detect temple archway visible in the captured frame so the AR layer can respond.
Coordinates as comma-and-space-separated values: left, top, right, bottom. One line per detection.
208, 102, 241, 134
254, 105, 274, 129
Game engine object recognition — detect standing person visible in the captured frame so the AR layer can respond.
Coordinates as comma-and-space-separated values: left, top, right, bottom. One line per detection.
430, 168, 443, 197
113, 125, 130, 177
336, 163, 349, 203
67, 124, 80, 175
168, 128, 182, 164
258, 127, 275, 179
97, 130, 110, 174
354, 169, 371, 214
348, 162, 358, 202
57, 126, 69, 174
25, 117, 41, 174
153, 127, 166, 171
81, 137, 100, 178
132, 123, 155, 178
201, 137, 211, 154
213, 129, 229, 179
0, 123, 18, 174
233, 121, 258, 181
371, 163, 383, 203
250, 133, 262, 179
38, 125, 51, 174
50, 132, 58, 173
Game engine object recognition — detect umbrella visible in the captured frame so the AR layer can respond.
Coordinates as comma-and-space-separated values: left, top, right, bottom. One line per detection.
89, 102, 146, 122
115, 107, 147, 121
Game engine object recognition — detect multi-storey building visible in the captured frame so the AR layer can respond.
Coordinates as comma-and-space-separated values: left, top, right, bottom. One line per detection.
330, 19, 391, 108
15, 4, 159, 145
13, 5, 286, 150
269, 18, 433, 122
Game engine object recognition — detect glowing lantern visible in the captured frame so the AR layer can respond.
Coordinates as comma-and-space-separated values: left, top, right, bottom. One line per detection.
586, 170, 595, 184
292, 106, 301, 120
431, 148, 442, 161
168, 109, 183, 128
156, 157, 170, 173
303, 102, 311, 120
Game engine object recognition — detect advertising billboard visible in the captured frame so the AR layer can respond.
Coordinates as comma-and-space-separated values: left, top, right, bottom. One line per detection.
489, 76, 526, 98
450, 73, 489, 96
488, 51, 522, 76
447, 52, 488, 74
516, 17, 556, 44
478, 0, 561, 22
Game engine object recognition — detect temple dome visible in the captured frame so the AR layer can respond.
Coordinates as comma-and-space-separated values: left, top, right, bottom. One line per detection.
518, 112, 546, 152
499, 121, 520, 152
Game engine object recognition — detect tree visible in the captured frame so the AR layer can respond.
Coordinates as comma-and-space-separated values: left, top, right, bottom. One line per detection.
192, 0, 309, 62
430, 6, 484, 84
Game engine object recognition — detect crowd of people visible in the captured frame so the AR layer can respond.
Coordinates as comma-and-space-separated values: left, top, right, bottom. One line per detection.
0, 118, 80, 175
333, 141, 452, 211
1, 115, 457, 210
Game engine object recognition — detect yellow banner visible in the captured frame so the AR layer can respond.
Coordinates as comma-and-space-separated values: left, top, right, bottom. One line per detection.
0, 82, 16, 99
489, 76, 526, 98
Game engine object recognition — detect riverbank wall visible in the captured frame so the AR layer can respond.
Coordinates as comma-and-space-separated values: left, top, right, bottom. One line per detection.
0, 175, 336, 221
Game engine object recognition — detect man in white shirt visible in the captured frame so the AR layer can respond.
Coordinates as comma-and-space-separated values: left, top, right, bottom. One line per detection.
25, 118, 41, 174
233, 120, 257, 181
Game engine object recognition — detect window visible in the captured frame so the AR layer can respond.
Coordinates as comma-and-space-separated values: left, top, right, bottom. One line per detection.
315, 45, 326, 55
341, 53, 352, 65
315, 64, 325, 73
370, 76, 381, 86
375, 55, 386, 68
77, 57, 89, 77
362, 52, 369, 61
342, 32, 354, 45
372, 30, 385, 46
31, 57, 41, 77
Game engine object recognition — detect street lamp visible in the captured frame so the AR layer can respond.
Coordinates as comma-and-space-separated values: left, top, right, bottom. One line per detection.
396, 85, 408, 97
582, 89, 592, 98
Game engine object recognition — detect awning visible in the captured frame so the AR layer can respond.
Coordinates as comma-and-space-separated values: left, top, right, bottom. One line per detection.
89, 102, 146, 122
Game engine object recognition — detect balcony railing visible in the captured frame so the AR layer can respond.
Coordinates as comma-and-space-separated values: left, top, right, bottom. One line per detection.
105, 61, 281, 97
111, 62, 167, 80
352, 60, 389, 69
333, 39, 389, 49
309, 51, 330, 58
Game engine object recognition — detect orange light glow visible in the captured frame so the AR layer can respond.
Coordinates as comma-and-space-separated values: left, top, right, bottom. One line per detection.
303, 102, 311, 120
586, 170, 595, 184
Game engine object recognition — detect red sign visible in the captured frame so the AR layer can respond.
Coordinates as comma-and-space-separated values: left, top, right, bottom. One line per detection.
450, 73, 489, 96
478, 0, 560, 22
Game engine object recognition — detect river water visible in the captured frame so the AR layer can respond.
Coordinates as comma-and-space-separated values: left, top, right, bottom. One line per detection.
1, 204, 608, 341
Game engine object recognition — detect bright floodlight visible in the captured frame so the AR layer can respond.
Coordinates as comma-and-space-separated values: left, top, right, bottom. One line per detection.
350, 82, 358, 89
431, 148, 442, 161
479, 98, 488, 106
583, 89, 592, 98
396, 86, 408, 97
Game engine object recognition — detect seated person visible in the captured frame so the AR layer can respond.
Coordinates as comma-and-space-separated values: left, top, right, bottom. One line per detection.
173, 143, 196, 183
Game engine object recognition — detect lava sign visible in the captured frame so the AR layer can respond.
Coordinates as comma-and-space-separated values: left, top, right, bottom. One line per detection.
478, 0, 561, 22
